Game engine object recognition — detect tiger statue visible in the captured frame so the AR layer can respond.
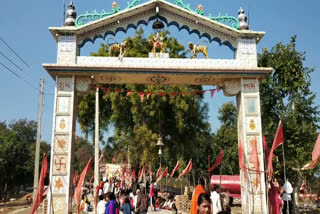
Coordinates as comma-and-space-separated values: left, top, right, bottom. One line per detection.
109, 40, 129, 57
188, 42, 209, 59
149, 32, 166, 53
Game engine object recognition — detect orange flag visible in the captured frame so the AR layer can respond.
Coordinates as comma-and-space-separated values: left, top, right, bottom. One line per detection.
268, 120, 284, 177
30, 154, 48, 214
75, 158, 93, 213
156, 166, 168, 183
177, 159, 192, 180
208, 150, 223, 172
250, 137, 260, 187
138, 166, 145, 182
301, 133, 320, 170
156, 165, 162, 178
168, 161, 180, 183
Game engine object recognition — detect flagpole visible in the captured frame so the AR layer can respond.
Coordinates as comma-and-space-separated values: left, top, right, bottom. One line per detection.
282, 142, 289, 214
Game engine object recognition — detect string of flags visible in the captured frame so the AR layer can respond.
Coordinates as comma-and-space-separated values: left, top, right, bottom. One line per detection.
94, 86, 217, 101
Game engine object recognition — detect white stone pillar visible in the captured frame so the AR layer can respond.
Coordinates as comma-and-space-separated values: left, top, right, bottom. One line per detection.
237, 78, 267, 214
48, 76, 76, 214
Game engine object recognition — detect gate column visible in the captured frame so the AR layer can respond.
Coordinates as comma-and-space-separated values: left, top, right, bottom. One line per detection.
237, 78, 267, 213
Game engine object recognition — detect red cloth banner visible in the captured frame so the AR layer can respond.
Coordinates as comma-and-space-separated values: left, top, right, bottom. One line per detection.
105, 88, 111, 98
148, 162, 152, 175
210, 89, 216, 98
250, 137, 260, 187
30, 154, 48, 214
301, 133, 320, 170
140, 92, 145, 101
75, 158, 93, 213
177, 159, 192, 180
238, 141, 247, 180
208, 150, 223, 172
168, 161, 180, 183
156, 165, 162, 178
73, 170, 79, 186
94, 185, 100, 209
156, 166, 168, 183
147, 92, 153, 99
138, 166, 145, 182
268, 120, 284, 177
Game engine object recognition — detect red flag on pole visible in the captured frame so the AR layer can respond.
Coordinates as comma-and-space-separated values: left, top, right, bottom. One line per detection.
210, 89, 216, 99
156, 166, 168, 183
156, 165, 162, 178
30, 154, 48, 214
208, 150, 223, 172
94, 185, 100, 209
301, 133, 320, 170
75, 158, 93, 213
238, 141, 247, 180
140, 92, 145, 101
268, 120, 284, 177
73, 170, 79, 186
132, 169, 136, 179
176, 159, 192, 180
138, 166, 145, 182
168, 161, 180, 183
250, 137, 260, 187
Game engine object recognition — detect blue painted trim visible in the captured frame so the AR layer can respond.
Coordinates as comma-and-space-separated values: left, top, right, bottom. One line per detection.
78, 15, 237, 52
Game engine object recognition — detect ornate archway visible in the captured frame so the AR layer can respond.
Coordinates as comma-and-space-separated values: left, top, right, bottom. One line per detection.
44, 0, 272, 213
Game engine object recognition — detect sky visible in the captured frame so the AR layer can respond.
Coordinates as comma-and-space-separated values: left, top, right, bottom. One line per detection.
0, 0, 319, 144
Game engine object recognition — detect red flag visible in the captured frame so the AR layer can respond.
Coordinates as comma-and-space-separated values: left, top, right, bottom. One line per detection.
132, 169, 136, 179
268, 120, 284, 177
90, 174, 94, 183
127, 91, 133, 96
105, 88, 111, 98
208, 150, 223, 172
140, 92, 145, 101
168, 161, 180, 183
30, 154, 48, 214
177, 159, 192, 180
156, 166, 168, 183
250, 137, 260, 187
210, 89, 216, 98
138, 166, 145, 182
301, 134, 320, 170
156, 165, 162, 178
238, 141, 247, 180
75, 158, 93, 213
73, 170, 79, 186
99, 153, 104, 163
147, 92, 153, 99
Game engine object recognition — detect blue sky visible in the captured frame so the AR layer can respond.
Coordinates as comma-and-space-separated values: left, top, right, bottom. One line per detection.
0, 0, 319, 144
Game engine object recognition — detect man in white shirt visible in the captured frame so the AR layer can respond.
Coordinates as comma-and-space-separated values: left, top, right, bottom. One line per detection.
282, 178, 293, 214
97, 194, 107, 214
210, 185, 222, 214
103, 179, 110, 194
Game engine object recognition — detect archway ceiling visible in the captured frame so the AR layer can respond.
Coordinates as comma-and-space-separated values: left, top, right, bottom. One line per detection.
49, 0, 265, 50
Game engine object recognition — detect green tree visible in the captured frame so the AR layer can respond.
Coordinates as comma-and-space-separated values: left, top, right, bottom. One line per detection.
211, 102, 239, 175
258, 36, 320, 179
77, 28, 211, 181
0, 119, 50, 197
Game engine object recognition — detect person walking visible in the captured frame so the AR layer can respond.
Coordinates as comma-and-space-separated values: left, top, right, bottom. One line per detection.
105, 192, 117, 214
149, 182, 156, 211
282, 179, 293, 214
97, 195, 107, 214
120, 197, 134, 214
210, 185, 222, 214
136, 187, 148, 214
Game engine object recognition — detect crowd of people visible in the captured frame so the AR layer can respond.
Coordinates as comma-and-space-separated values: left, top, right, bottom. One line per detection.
268, 178, 294, 214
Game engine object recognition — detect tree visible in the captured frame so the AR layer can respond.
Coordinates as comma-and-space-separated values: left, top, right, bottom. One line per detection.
211, 102, 239, 175
258, 36, 319, 180
77, 28, 211, 182
0, 119, 50, 198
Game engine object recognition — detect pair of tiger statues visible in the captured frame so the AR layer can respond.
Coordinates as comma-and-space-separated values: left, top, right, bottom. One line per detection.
108, 40, 209, 59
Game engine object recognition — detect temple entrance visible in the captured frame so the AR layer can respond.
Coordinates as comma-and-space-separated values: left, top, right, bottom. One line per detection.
44, 0, 272, 213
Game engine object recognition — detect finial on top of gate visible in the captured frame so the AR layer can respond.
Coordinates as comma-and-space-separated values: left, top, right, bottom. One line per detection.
64, 1, 77, 26
238, 7, 249, 30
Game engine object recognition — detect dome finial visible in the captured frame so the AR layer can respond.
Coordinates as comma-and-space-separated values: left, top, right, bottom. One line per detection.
238, 7, 249, 30
64, 1, 77, 26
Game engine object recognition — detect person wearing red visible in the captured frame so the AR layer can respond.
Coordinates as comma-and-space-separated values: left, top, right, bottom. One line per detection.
149, 182, 156, 211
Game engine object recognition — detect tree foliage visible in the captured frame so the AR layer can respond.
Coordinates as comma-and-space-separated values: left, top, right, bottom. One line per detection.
77, 28, 211, 181
0, 119, 50, 193
258, 36, 320, 179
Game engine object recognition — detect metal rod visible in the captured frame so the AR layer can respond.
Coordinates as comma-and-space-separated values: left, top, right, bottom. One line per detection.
94, 87, 100, 214
282, 142, 289, 214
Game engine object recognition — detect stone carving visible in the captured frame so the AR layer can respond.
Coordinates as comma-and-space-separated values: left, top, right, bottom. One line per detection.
76, 77, 91, 93
218, 79, 241, 96
188, 42, 209, 59
149, 33, 166, 53
108, 39, 129, 57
